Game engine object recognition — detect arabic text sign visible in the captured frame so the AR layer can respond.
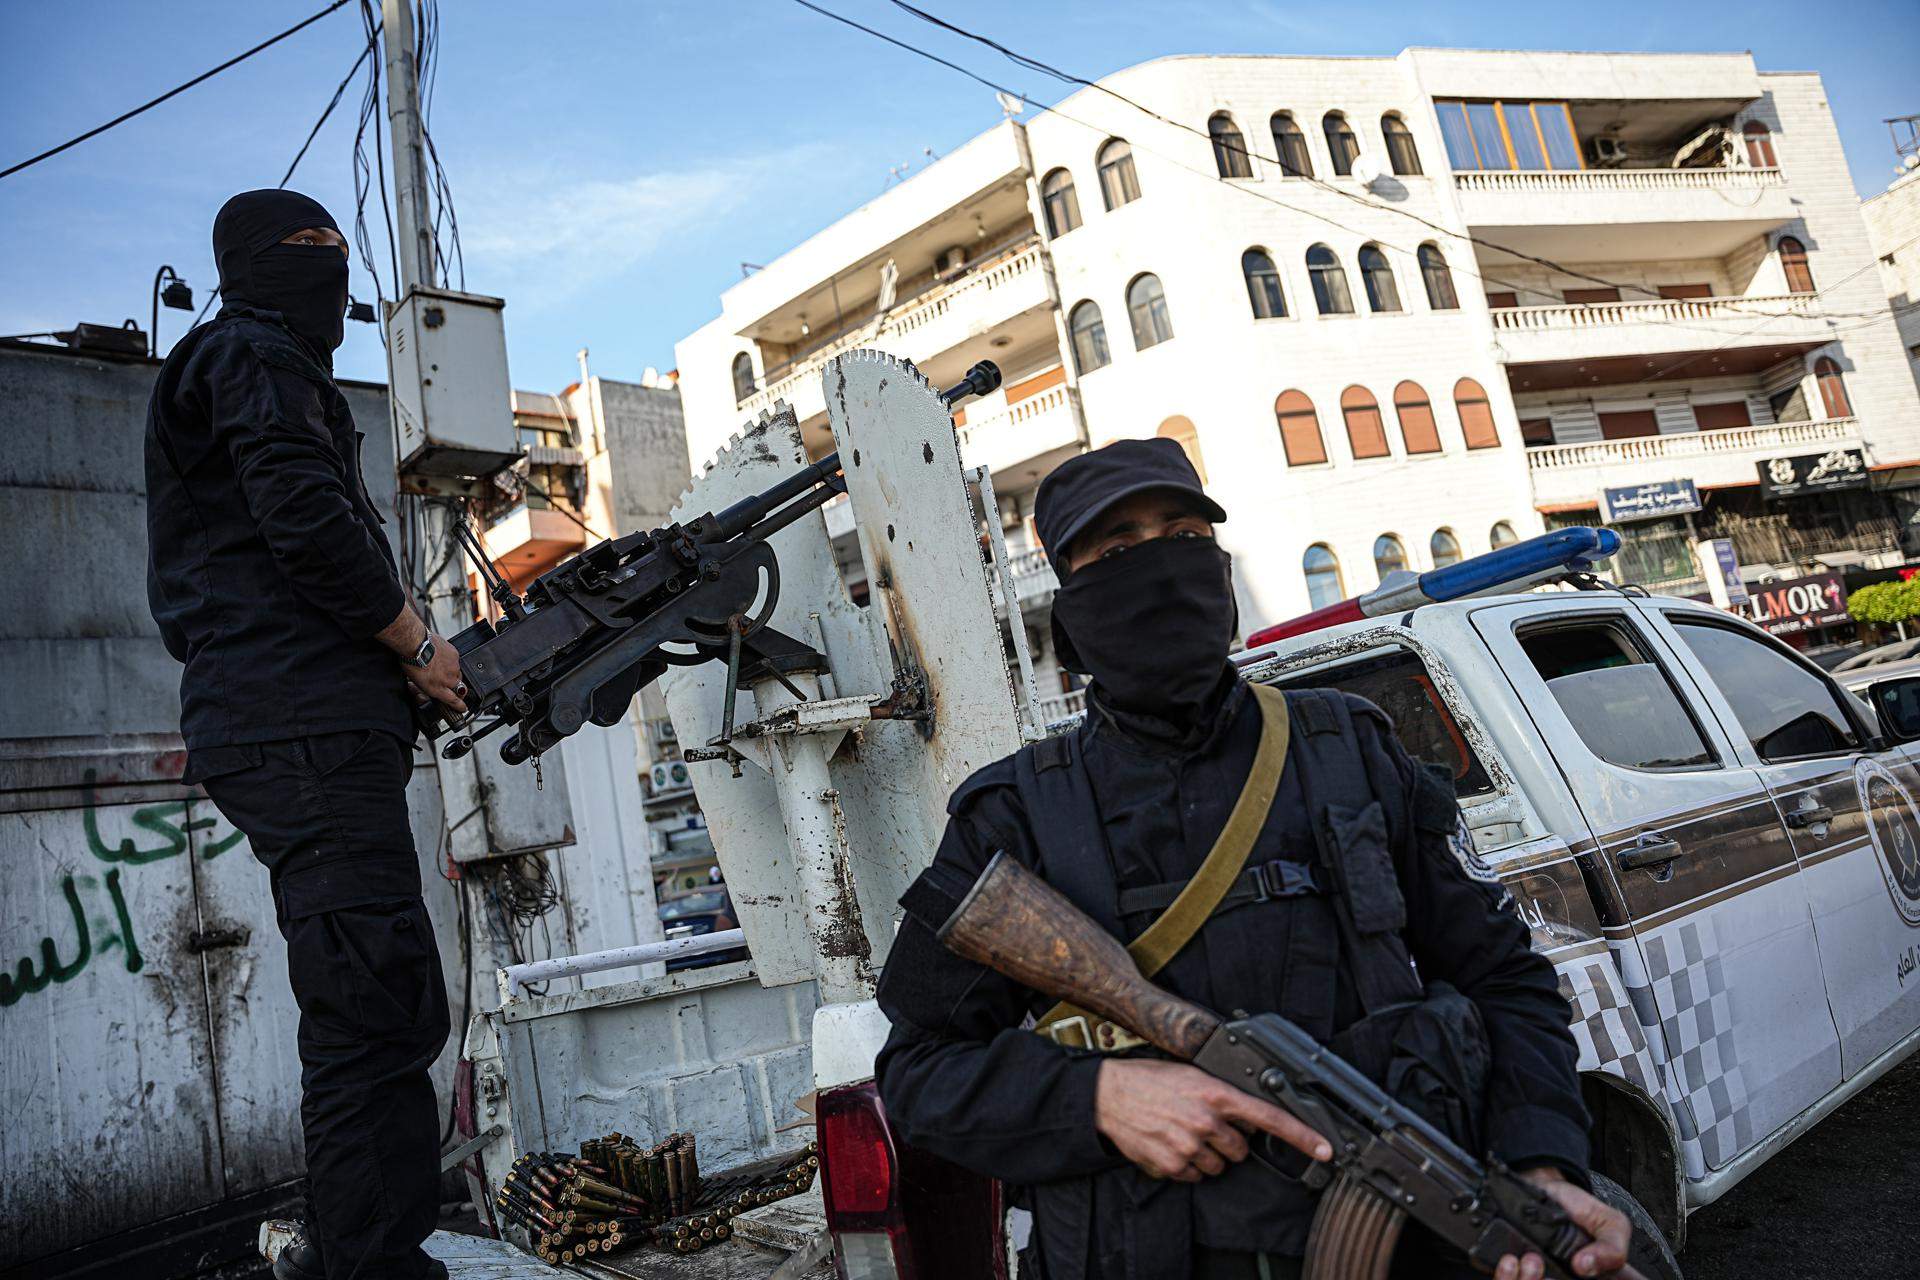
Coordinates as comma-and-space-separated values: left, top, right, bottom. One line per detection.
1600, 479, 1701, 523
1758, 448, 1869, 499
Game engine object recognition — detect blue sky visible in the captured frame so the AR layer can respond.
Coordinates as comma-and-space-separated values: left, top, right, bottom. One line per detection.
2, 1, 1915, 389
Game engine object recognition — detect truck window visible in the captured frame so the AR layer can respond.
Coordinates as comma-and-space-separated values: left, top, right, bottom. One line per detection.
1518, 620, 1716, 771
1271, 647, 1491, 795
1670, 618, 1860, 761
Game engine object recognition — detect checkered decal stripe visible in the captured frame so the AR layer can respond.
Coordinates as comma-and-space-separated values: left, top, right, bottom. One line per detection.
1628, 919, 1753, 1168
1557, 958, 1662, 1103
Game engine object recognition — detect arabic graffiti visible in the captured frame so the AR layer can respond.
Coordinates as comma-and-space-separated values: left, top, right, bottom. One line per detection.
1, 776, 245, 1012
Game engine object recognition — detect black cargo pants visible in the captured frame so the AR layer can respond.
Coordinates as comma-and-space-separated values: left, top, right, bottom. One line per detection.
190, 728, 449, 1280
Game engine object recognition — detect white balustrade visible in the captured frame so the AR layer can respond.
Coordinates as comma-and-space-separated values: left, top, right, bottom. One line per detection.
1525, 418, 1857, 472
1490, 292, 1815, 333
1454, 166, 1784, 195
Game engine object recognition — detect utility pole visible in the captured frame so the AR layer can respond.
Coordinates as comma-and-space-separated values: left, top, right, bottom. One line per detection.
382, 0, 435, 296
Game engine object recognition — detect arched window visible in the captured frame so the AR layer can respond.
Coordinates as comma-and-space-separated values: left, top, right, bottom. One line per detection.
1393, 381, 1442, 454
1743, 121, 1777, 168
1096, 138, 1141, 209
1040, 168, 1081, 238
1816, 357, 1853, 418
1306, 244, 1354, 314
1158, 416, 1207, 482
1779, 235, 1815, 293
1068, 301, 1109, 374
1322, 111, 1360, 176
1209, 113, 1253, 178
1304, 544, 1344, 608
1341, 386, 1389, 459
1270, 112, 1313, 177
1490, 521, 1520, 549
1243, 248, 1287, 319
1373, 534, 1407, 580
1430, 528, 1462, 568
1417, 243, 1458, 310
1454, 377, 1501, 450
1382, 113, 1422, 175
1275, 390, 1327, 466
1358, 244, 1401, 312
730, 352, 755, 405
1126, 273, 1174, 349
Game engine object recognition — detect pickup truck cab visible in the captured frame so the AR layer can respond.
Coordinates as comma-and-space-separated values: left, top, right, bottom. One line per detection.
816, 584, 1920, 1276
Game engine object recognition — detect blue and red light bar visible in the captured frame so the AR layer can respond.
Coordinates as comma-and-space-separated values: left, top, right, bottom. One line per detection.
1245, 526, 1621, 649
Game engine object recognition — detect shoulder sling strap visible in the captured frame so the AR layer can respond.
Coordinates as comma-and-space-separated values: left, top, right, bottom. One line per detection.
1033, 684, 1291, 1051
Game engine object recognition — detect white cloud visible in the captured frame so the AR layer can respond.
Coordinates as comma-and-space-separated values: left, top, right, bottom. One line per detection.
459, 144, 840, 306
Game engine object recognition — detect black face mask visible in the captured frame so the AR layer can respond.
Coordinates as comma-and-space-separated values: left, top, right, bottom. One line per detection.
1052, 536, 1238, 726
212, 188, 350, 359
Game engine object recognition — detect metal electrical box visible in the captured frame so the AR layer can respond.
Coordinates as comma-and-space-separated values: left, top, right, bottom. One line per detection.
387, 286, 520, 479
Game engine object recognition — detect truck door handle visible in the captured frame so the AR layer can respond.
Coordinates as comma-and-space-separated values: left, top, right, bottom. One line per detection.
1618, 835, 1683, 872
1785, 803, 1835, 830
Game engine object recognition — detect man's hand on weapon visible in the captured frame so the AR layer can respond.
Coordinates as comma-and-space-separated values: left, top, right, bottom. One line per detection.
405, 632, 468, 719
1094, 1059, 1332, 1182
1500, 1170, 1630, 1280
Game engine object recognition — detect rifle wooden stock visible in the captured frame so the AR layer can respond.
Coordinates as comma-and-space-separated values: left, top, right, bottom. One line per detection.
936, 851, 1222, 1059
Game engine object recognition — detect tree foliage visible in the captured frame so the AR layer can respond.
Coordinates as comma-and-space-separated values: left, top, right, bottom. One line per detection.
1847, 579, 1920, 625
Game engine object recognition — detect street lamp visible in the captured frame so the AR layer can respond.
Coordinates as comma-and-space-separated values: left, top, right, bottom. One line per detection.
150, 265, 193, 357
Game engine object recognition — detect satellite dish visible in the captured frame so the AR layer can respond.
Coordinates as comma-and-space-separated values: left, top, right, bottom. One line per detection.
996, 91, 1024, 118
1351, 153, 1384, 189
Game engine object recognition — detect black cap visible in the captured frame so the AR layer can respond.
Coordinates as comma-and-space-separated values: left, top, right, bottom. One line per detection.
1034, 437, 1227, 576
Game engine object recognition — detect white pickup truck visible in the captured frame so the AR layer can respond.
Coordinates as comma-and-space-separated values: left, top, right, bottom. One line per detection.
444, 355, 1920, 1279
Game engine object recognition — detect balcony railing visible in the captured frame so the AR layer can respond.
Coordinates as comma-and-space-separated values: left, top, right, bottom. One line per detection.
1526, 418, 1857, 472
1454, 166, 1784, 196
1036, 688, 1087, 723
741, 239, 1044, 417
1491, 292, 1816, 334
959, 383, 1071, 451
1007, 546, 1059, 603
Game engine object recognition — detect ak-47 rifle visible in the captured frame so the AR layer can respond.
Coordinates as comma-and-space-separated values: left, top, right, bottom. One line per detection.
937, 851, 1645, 1280
420, 361, 1002, 767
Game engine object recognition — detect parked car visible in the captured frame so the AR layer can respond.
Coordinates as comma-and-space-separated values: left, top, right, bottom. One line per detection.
1833, 637, 1920, 672
657, 886, 748, 971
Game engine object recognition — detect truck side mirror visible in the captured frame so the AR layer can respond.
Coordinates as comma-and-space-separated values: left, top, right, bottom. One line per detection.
1865, 675, 1920, 742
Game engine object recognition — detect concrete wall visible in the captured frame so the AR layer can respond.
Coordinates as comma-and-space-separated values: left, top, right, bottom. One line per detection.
1863, 168, 1920, 399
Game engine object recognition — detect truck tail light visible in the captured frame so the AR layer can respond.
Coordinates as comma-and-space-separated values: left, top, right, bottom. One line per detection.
818, 1080, 1007, 1280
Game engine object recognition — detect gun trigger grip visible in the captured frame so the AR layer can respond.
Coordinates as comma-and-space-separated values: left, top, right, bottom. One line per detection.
1302, 1161, 1335, 1191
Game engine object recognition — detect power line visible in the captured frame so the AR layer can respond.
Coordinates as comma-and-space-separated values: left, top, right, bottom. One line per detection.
0, 0, 353, 181
867, 0, 1891, 326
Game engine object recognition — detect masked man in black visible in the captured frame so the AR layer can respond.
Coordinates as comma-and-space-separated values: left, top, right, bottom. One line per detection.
875, 439, 1632, 1280
146, 190, 468, 1280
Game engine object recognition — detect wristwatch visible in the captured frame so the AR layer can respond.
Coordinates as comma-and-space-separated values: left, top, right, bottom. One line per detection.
401, 633, 435, 668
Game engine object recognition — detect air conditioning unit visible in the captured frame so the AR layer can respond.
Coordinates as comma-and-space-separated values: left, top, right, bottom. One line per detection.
649, 761, 690, 793
1588, 136, 1628, 168
936, 245, 969, 278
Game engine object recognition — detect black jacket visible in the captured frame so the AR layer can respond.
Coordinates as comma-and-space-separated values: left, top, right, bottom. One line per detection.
145, 306, 412, 754
875, 678, 1587, 1276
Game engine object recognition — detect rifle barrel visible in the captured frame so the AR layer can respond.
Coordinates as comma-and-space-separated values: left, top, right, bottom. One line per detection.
711, 453, 842, 540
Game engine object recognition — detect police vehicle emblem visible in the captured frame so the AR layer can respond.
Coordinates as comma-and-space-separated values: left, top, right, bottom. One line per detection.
1854, 758, 1920, 927
1451, 816, 1501, 884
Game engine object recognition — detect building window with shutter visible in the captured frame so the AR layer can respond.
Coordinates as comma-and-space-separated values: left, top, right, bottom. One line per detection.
1394, 381, 1442, 454
1041, 168, 1081, 238
1382, 114, 1422, 175
1068, 301, 1109, 374
1358, 244, 1402, 313
1779, 236, 1815, 293
1275, 390, 1327, 466
1270, 112, 1313, 177
1210, 113, 1253, 178
731, 353, 755, 405
1374, 534, 1408, 579
1430, 528, 1462, 568
1342, 386, 1390, 459
1304, 544, 1344, 607
1418, 244, 1458, 310
1243, 248, 1287, 319
1816, 357, 1853, 417
1455, 378, 1501, 449
1127, 273, 1174, 349
1307, 244, 1354, 315
1158, 416, 1207, 482
1097, 139, 1141, 209
1323, 111, 1360, 175
1490, 521, 1519, 549
1743, 121, 1777, 168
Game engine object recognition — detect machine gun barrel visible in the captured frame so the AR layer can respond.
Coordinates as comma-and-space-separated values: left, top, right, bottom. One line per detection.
936, 852, 1642, 1280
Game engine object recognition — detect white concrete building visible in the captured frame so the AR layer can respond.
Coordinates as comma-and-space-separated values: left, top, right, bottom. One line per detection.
1863, 162, 1920, 399
677, 49, 1920, 689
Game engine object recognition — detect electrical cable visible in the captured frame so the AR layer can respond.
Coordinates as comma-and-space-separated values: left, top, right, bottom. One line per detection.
0, 0, 353, 181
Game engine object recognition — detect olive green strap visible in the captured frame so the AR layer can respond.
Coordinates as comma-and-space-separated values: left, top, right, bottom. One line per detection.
1034, 685, 1291, 1050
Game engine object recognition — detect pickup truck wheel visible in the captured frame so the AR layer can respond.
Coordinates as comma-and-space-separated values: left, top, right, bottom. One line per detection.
1589, 1172, 1684, 1280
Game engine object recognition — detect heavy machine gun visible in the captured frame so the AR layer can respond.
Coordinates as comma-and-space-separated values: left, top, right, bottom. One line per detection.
422, 360, 1003, 767
937, 851, 1647, 1280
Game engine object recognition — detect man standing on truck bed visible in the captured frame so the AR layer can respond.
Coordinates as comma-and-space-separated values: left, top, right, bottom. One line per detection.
145, 190, 467, 1280
875, 439, 1630, 1279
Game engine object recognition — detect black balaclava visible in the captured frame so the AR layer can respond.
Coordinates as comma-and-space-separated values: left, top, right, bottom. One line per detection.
1052, 535, 1239, 728
212, 189, 349, 359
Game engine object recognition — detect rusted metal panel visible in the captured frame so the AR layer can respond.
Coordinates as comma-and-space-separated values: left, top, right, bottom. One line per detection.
0, 797, 224, 1268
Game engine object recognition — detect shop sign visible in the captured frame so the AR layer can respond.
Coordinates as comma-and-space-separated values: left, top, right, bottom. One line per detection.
1758, 448, 1869, 499
1600, 479, 1702, 523
1699, 538, 1749, 607
1737, 573, 1850, 636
